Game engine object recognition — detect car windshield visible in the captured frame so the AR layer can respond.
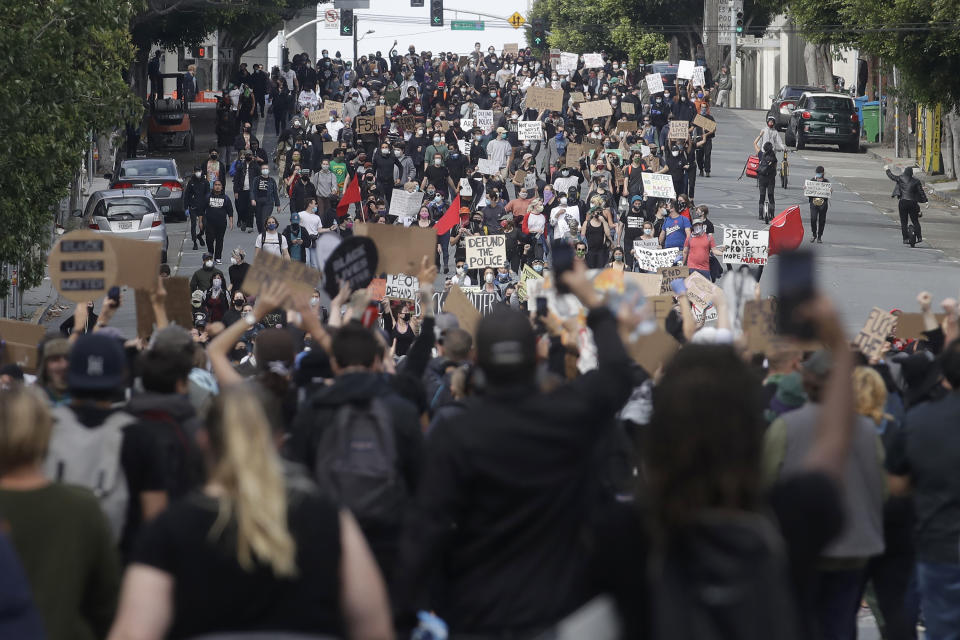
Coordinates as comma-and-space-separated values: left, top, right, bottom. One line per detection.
105, 199, 152, 217
120, 160, 176, 178
784, 87, 815, 99
807, 97, 853, 111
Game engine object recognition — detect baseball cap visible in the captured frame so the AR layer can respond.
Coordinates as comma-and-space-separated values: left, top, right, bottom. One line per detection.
476, 309, 536, 386
802, 350, 833, 377
291, 211, 301, 223
191, 290, 204, 308
202, 252, 213, 262
67, 334, 126, 391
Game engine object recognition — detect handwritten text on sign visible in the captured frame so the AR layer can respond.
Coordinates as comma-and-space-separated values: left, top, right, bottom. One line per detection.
722, 228, 769, 266
641, 172, 676, 199
517, 120, 544, 141
385, 273, 419, 301
804, 180, 833, 198
853, 307, 897, 360
466, 234, 507, 269
646, 73, 664, 94
633, 245, 681, 272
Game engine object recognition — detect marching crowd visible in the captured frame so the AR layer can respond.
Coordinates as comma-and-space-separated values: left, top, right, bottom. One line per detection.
1, 40, 958, 640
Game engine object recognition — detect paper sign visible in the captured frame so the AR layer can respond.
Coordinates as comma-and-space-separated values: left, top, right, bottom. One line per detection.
677, 60, 695, 80
693, 113, 717, 133
518, 120, 543, 141
627, 329, 680, 375
0, 319, 45, 373
385, 273, 420, 301
658, 266, 690, 294
684, 272, 720, 312
569, 91, 586, 104
503, 43, 519, 56
722, 227, 769, 266
646, 73, 664, 94
853, 308, 897, 360
466, 234, 507, 269
457, 139, 472, 155
526, 86, 564, 112
477, 158, 500, 175
669, 120, 689, 139
583, 53, 605, 68
892, 312, 944, 340
616, 120, 638, 132
442, 284, 482, 337
475, 110, 494, 131
135, 276, 193, 338
244, 249, 324, 306
460, 118, 474, 131
374, 105, 387, 125
356, 115, 377, 135
354, 222, 435, 277
621, 102, 635, 115
804, 180, 833, 198
558, 52, 579, 75
48, 231, 120, 303
641, 172, 676, 199
633, 245, 681, 272
692, 66, 706, 88
580, 100, 613, 120
389, 188, 423, 223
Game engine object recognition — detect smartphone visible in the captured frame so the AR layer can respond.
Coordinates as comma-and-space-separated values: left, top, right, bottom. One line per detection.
551, 240, 574, 293
777, 250, 816, 338
107, 286, 121, 308
535, 296, 548, 318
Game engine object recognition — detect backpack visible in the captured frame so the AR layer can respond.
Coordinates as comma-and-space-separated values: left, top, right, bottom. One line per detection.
44, 407, 136, 542
229, 159, 244, 177
757, 154, 776, 178
744, 155, 760, 179
313, 399, 406, 525
650, 511, 801, 640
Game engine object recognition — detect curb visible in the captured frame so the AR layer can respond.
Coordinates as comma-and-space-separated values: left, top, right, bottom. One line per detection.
862, 146, 960, 208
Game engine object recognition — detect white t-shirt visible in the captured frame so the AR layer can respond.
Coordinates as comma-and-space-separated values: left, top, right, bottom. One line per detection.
255, 231, 287, 257
280, 69, 296, 90
326, 120, 345, 139
526, 212, 546, 234
299, 210, 322, 237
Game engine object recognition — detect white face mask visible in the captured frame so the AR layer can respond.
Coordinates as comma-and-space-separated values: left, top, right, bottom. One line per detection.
484, 273, 494, 284
672, 150, 680, 157
560, 197, 568, 205
212, 278, 222, 289
310, 297, 320, 307
204, 260, 214, 268
230, 257, 237, 265
456, 266, 464, 274
434, 159, 442, 166
394, 150, 402, 157
261, 168, 269, 176
194, 171, 201, 178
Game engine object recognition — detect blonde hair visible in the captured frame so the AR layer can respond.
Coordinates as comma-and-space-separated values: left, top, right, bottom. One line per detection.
854, 367, 889, 426
206, 388, 296, 577
0, 387, 52, 475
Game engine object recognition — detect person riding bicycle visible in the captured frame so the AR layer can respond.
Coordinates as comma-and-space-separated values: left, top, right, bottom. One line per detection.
885, 164, 928, 244
757, 142, 778, 222
754, 115, 785, 153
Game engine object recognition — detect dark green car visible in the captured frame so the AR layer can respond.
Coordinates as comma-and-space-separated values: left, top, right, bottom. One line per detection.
785, 92, 860, 153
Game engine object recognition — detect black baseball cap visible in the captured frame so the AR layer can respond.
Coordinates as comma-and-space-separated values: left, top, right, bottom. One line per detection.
67, 334, 127, 391
476, 309, 536, 386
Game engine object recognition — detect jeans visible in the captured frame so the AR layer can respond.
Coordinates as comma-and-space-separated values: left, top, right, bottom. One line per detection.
864, 550, 918, 640
716, 88, 730, 107
816, 567, 866, 640
759, 178, 775, 216
810, 203, 828, 238
917, 561, 960, 640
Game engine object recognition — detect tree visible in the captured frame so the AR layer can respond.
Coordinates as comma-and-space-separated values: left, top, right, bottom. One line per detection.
0, 0, 139, 298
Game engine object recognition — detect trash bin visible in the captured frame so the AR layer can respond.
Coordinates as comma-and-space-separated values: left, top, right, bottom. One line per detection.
854, 95, 870, 125
862, 102, 880, 142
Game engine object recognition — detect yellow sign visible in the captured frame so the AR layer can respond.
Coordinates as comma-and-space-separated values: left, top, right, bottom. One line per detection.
916, 104, 942, 174
507, 11, 526, 28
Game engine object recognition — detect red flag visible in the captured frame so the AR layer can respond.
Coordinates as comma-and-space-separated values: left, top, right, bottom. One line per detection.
769, 205, 805, 256
336, 176, 361, 219
435, 194, 462, 236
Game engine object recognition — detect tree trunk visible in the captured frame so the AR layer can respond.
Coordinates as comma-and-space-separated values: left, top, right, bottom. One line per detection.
803, 43, 832, 87
669, 36, 679, 64
943, 108, 960, 180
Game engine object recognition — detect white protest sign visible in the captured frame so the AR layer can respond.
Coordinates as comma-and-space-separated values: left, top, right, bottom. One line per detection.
641, 172, 676, 199
389, 188, 424, 223
517, 120, 543, 141
475, 110, 494, 132
583, 53, 605, 68
460, 118, 474, 131
646, 73, 664, 94
692, 66, 706, 87
558, 52, 579, 75
633, 244, 681, 272
721, 227, 770, 266
457, 139, 472, 155
477, 158, 500, 176
466, 234, 507, 269
385, 273, 420, 301
804, 180, 833, 198
640, 144, 651, 157
677, 60, 695, 80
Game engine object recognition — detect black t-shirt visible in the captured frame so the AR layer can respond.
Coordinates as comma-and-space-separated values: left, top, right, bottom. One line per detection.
425, 165, 450, 191
132, 491, 343, 639
203, 194, 234, 227
622, 209, 645, 236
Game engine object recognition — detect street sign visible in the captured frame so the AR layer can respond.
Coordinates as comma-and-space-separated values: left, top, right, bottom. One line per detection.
324, 8, 339, 29
507, 11, 526, 29
334, 0, 369, 8
451, 20, 485, 30
220, 47, 234, 62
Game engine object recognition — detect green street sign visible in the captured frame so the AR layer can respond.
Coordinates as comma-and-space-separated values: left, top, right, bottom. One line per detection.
451, 20, 484, 30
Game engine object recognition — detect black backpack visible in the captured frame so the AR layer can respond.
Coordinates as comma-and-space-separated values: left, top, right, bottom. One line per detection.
313, 399, 406, 526
757, 154, 776, 178
650, 511, 801, 640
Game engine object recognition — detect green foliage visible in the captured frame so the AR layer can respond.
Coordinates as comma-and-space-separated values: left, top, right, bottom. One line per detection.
0, 0, 139, 293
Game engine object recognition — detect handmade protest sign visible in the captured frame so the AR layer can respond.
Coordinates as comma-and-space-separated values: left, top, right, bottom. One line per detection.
517, 120, 544, 141
108, 237, 162, 291
693, 113, 717, 133
367, 278, 386, 302
742, 299, 778, 354
389, 188, 423, 224
396, 115, 417, 132
722, 228, 769, 266
643, 155, 660, 172
627, 329, 680, 375
641, 172, 676, 199
633, 245, 681, 272
457, 139, 472, 155
645, 295, 675, 329
658, 266, 690, 294
621, 101, 635, 115
355, 116, 377, 135
583, 53, 604, 68
692, 66, 706, 87
512, 169, 527, 187
569, 91, 586, 104
475, 110, 494, 131
804, 180, 833, 198
580, 100, 613, 120
677, 60, 695, 80
48, 231, 119, 303
623, 272, 663, 297
460, 118, 474, 131
616, 120, 639, 132
442, 284, 483, 337
563, 143, 585, 165
477, 158, 500, 175
135, 276, 193, 339
385, 273, 419, 301
0, 319, 45, 373
466, 235, 507, 269
374, 105, 386, 125
853, 307, 897, 360
892, 312, 944, 340
645, 73, 664, 94
558, 52, 579, 75
308, 111, 324, 125
684, 272, 720, 312
319, 236, 377, 298
244, 250, 325, 304
503, 43, 519, 56
526, 87, 563, 111
669, 120, 690, 140
353, 223, 434, 277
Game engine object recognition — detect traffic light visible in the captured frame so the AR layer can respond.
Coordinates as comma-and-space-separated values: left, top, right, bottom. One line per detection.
735, 10, 744, 34
340, 9, 354, 37
430, 0, 443, 27
196, 47, 205, 58
531, 19, 545, 47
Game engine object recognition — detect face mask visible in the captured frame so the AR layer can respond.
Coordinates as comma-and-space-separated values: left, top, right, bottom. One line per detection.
489, 92, 497, 98
592, 127, 600, 132
420, 212, 430, 219
484, 273, 494, 284
230, 347, 247, 361
234, 298, 244, 307
614, 254, 624, 262
434, 159, 442, 166
643, 227, 653, 236
230, 256, 238, 265
382, 148, 390, 156
433, 137, 441, 144
815, 173, 823, 178
560, 197, 568, 205
672, 150, 680, 157
261, 168, 269, 176
310, 297, 320, 307
194, 171, 201, 178
575, 248, 586, 257
533, 264, 544, 273
768, 122, 775, 128
267, 223, 277, 231
204, 260, 213, 269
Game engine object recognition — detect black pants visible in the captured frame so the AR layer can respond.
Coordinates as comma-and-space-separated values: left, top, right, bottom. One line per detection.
864, 549, 918, 640
696, 141, 712, 173
898, 199, 921, 240
205, 222, 227, 260
759, 178, 775, 216
686, 166, 698, 199
586, 248, 608, 269
274, 110, 288, 136
189, 209, 201, 244
254, 201, 273, 235
254, 92, 265, 118
810, 203, 828, 238
235, 191, 251, 229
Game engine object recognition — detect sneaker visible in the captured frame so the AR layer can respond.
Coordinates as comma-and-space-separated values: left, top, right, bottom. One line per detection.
816, 237, 822, 244
916, 236, 923, 243
193, 243, 198, 250
810, 235, 816, 243
198, 237, 205, 247
443, 266, 450, 274
705, 172, 710, 177
246, 228, 253, 233
698, 170, 704, 177
215, 259, 223, 265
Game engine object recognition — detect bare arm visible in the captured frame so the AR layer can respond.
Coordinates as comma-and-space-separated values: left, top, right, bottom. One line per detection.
107, 565, 174, 640
339, 511, 394, 639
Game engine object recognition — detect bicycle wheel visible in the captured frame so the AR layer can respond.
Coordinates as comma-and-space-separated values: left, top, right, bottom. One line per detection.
781, 172, 788, 189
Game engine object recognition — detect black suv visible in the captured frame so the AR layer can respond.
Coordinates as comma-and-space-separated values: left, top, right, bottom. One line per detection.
785, 92, 860, 153
766, 85, 822, 130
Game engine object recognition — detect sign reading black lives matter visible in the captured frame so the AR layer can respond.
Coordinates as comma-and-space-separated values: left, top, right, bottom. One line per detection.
465, 235, 507, 269
48, 231, 119, 303
322, 236, 378, 297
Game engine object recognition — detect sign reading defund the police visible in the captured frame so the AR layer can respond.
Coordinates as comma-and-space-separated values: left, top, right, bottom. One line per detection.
385, 273, 419, 301
722, 227, 769, 266
466, 234, 507, 269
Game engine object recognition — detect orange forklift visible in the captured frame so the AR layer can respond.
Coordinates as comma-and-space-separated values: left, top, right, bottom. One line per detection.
146, 74, 195, 152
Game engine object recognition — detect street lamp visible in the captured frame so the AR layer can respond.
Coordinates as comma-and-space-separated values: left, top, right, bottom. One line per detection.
359, 29, 375, 41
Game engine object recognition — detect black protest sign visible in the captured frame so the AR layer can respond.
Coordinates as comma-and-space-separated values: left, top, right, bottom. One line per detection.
322, 236, 378, 297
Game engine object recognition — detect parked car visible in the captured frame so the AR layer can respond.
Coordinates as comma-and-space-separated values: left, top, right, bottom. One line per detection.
648, 61, 679, 96
106, 158, 185, 221
766, 85, 822, 130
785, 92, 860, 153
77, 189, 168, 264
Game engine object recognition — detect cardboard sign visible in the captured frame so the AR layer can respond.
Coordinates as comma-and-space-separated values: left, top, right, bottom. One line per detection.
580, 100, 613, 120
743, 298, 777, 354
48, 231, 119, 303
465, 234, 507, 269
669, 120, 690, 140
616, 120, 638, 132
633, 245, 681, 272
684, 272, 720, 312
645, 294, 675, 328
658, 266, 690, 294
804, 180, 833, 198
853, 307, 897, 360
396, 115, 417, 131
640, 172, 676, 199
693, 113, 717, 133
475, 110, 494, 131
516, 263, 543, 303
109, 237, 162, 292
354, 222, 435, 277
322, 141, 338, 155
315, 100, 344, 122
722, 227, 769, 266
569, 91, 586, 105
308, 111, 324, 125
692, 66, 706, 88
621, 101, 635, 115
503, 43, 519, 56
563, 143, 585, 165
374, 105, 387, 125
643, 155, 660, 172
512, 169, 527, 187
526, 87, 563, 112
0, 319, 45, 373
134, 276, 193, 338
645, 73, 664, 94
356, 115, 377, 135
627, 329, 680, 375
583, 53, 605, 68
385, 273, 419, 301
623, 272, 663, 297
477, 158, 500, 175
517, 120, 543, 141
460, 118, 474, 131
442, 284, 482, 337
244, 249, 325, 305
389, 188, 423, 223
892, 312, 944, 341
677, 59, 695, 80
368, 277, 386, 302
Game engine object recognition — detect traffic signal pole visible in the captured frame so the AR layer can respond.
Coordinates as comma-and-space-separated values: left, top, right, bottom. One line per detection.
353, 13, 358, 67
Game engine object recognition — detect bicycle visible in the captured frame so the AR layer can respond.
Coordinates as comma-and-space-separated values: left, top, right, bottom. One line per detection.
779, 150, 789, 189
763, 201, 773, 224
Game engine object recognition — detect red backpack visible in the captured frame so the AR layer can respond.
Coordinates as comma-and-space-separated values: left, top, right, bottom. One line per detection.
745, 154, 760, 178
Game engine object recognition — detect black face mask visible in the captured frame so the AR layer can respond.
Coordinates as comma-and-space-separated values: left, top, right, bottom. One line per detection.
229, 347, 247, 361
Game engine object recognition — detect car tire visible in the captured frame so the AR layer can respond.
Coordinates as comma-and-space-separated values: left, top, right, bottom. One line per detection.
161, 249, 168, 264
842, 140, 859, 153
796, 134, 805, 151
785, 128, 796, 147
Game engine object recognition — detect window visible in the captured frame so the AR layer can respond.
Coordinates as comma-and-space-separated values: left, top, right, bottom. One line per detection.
104, 198, 153, 219
120, 160, 177, 178
807, 97, 853, 111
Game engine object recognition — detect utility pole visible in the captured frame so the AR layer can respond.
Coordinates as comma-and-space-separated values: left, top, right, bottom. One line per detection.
353, 13, 358, 67
703, 0, 719, 77
729, 0, 737, 108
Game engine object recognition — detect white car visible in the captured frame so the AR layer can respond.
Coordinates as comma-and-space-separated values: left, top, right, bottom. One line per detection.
77, 189, 169, 264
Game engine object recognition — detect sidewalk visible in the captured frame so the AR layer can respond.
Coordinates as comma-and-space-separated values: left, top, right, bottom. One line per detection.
862, 142, 960, 207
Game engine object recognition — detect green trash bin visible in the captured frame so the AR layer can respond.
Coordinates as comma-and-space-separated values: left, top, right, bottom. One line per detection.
862, 103, 880, 142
